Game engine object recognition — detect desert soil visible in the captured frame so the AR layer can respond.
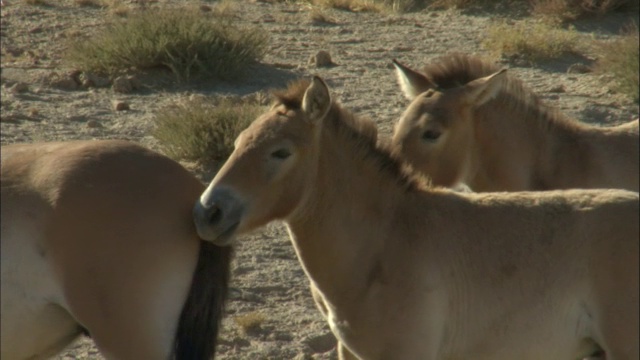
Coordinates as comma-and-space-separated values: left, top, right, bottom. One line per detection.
1, 0, 638, 359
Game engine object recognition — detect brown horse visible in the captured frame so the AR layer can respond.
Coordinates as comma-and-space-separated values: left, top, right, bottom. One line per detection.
391, 54, 639, 192
1, 140, 231, 359
193, 76, 639, 360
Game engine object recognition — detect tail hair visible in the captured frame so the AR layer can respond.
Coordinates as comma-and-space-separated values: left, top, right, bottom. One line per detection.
173, 241, 233, 359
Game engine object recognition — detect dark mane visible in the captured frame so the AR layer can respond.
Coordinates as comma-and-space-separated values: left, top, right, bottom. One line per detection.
421, 53, 577, 132
272, 79, 429, 192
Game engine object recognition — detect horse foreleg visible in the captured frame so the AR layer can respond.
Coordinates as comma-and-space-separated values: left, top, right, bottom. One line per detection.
338, 342, 360, 360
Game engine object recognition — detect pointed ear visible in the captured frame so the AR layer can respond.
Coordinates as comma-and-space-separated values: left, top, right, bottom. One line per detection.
302, 76, 332, 123
462, 68, 507, 107
393, 59, 436, 100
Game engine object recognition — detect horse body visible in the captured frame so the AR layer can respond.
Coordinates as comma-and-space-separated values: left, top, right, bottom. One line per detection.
391, 54, 639, 192
1, 140, 231, 359
193, 77, 639, 359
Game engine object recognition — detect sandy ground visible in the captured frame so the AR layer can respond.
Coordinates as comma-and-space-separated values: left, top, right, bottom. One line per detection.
1, 0, 638, 359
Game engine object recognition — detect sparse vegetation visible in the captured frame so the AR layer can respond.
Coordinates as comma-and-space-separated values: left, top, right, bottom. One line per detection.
234, 312, 267, 335
24, 0, 49, 5
309, 0, 386, 12
530, 0, 636, 22
594, 24, 639, 101
65, 8, 268, 80
153, 97, 263, 165
483, 20, 582, 61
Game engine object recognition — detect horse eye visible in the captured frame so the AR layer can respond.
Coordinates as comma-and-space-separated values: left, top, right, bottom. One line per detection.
422, 129, 441, 141
271, 148, 292, 160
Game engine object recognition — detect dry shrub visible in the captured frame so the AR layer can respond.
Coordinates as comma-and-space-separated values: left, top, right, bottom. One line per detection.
309, 0, 385, 12
594, 24, 639, 101
153, 97, 263, 165
483, 20, 582, 61
234, 312, 266, 335
531, 0, 635, 21
427, 0, 476, 9
65, 8, 268, 80
23, 0, 49, 5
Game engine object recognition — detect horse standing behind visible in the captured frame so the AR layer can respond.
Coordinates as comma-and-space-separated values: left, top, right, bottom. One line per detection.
193, 77, 639, 360
392, 54, 639, 192
1, 140, 231, 359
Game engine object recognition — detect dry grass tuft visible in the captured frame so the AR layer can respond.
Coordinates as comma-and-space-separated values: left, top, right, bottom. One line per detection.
153, 97, 263, 165
65, 8, 268, 80
530, 0, 635, 22
483, 20, 582, 61
23, 0, 50, 5
234, 312, 267, 335
74, 0, 100, 6
594, 24, 639, 101
309, 0, 386, 12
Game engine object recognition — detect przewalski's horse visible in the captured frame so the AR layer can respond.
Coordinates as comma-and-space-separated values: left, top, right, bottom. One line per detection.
391, 54, 639, 192
1, 140, 231, 359
193, 77, 639, 360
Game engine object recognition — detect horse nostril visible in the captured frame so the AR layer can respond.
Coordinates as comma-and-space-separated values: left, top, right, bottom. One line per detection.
206, 204, 223, 226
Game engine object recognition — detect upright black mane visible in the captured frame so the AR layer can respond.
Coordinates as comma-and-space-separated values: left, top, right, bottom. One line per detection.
420, 53, 576, 132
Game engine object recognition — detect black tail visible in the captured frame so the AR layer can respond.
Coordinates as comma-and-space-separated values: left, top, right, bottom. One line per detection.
173, 241, 233, 360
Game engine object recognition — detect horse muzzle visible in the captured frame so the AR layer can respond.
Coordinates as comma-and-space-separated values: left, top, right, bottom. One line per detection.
193, 187, 245, 246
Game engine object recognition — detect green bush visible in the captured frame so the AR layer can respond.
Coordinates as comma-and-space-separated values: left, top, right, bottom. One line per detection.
483, 20, 582, 61
66, 8, 268, 80
153, 97, 263, 165
595, 25, 639, 101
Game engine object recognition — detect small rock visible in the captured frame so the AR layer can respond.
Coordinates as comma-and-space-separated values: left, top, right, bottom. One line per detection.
9, 82, 28, 93
113, 75, 141, 93
200, 4, 212, 11
548, 94, 560, 100
112, 100, 130, 111
304, 332, 336, 353
80, 72, 110, 88
548, 84, 565, 93
46, 71, 81, 91
86, 119, 101, 128
567, 63, 591, 74
51, 77, 79, 90
112, 76, 134, 93
67, 115, 87, 122
309, 50, 334, 67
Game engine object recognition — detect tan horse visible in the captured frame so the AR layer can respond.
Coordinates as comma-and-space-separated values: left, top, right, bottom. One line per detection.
1, 140, 231, 360
193, 76, 639, 360
391, 54, 639, 192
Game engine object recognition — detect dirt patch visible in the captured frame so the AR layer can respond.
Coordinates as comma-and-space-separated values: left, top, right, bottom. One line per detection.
1, 1, 637, 359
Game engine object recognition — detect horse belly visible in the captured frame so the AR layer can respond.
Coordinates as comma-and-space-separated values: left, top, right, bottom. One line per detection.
1, 212, 79, 359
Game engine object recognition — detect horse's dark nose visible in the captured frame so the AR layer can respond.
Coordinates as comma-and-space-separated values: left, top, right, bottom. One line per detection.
194, 202, 223, 227
204, 203, 222, 226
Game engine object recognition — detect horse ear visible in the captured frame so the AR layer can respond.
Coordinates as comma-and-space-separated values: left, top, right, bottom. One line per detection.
302, 76, 332, 123
463, 68, 507, 107
393, 59, 436, 100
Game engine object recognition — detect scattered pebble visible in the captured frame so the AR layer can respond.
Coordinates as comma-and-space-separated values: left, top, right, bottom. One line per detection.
86, 119, 101, 128
9, 82, 28, 93
111, 75, 140, 94
548, 84, 566, 93
112, 100, 130, 111
80, 72, 110, 88
112, 76, 133, 94
567, 63, 591, 74
303, 332, 336, 353
309, 50, 334, 67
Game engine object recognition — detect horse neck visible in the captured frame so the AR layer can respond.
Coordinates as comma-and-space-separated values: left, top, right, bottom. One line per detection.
285, 116, 402, 306
469, 83, 583, 191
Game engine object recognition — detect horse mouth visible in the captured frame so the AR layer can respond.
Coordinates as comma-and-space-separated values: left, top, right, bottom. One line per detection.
213, 222, 239, 246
